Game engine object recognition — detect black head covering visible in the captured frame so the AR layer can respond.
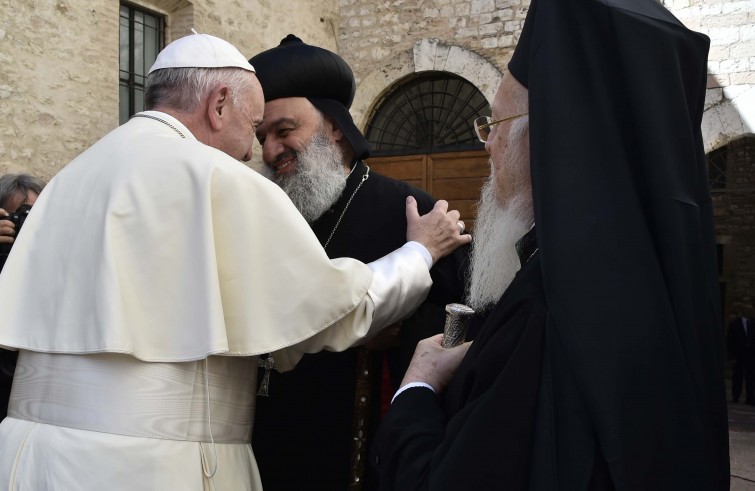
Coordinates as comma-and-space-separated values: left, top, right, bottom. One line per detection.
508, 0, 728, 488
249, 34, 370, 161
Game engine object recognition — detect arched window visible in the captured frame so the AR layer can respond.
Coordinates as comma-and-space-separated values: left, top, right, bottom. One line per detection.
365, 73, 490, 156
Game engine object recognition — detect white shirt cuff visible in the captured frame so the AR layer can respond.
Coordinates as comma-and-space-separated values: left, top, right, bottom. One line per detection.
391, 382, 436, 404
404, 241, 432, 269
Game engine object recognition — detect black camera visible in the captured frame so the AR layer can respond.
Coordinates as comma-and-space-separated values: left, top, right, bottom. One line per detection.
0, 204, 32, 258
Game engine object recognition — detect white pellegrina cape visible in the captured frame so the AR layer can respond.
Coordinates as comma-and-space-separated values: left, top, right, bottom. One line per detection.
0, 112, 431, 490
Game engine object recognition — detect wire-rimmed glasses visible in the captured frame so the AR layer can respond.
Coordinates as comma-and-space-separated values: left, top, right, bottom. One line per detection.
473, 113, 528, 143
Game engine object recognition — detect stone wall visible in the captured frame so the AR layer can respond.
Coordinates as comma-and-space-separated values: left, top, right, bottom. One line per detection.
338, 0, 755, 152
0, 0, 338, 180
338, 0, 530, 132
0, 0, 120, 179
712, 137, 755, 319
338, 0, 528, 97
667, 0, 755, 153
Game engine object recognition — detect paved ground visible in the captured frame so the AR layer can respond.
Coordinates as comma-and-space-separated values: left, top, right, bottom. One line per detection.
727, 378, 755, 489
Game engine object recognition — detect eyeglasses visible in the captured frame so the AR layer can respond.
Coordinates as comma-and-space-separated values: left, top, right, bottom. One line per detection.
473, 114, 528, 143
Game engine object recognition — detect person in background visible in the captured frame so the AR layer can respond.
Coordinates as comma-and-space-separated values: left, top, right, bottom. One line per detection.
0, 173, 45, 270
0, 173, 45, 420
728, 307, 755, 405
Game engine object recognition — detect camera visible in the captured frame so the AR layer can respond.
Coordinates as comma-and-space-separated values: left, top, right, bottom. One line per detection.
0, 204, 32, 259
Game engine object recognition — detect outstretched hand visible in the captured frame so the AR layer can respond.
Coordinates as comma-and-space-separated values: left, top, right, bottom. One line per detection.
406, 197, 471, 264
0, 209, 15, 245
400, 333, 472, 394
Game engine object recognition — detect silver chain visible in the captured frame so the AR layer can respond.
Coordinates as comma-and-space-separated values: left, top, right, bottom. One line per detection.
323, 166, 370, 250
131, 113, 186, 139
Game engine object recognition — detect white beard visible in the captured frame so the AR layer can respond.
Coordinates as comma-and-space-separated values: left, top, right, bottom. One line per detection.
465, 178, 533, 313
261, 128, 347, 223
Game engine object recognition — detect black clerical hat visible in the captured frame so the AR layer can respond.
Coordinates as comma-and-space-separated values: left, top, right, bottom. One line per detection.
506, 0, 727, 487
250, 35, 370, 161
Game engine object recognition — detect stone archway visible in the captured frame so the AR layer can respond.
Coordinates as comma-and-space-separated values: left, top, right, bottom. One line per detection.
352, 39, 503, 132
702, 85, 755, 153
355, 41, 502, 230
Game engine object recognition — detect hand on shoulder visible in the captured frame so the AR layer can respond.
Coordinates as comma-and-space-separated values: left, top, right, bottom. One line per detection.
406, 197, 471, 263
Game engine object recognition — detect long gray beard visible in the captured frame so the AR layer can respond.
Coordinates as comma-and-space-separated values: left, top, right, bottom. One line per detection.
465, 178, 533, 313
261, 131, 347, 223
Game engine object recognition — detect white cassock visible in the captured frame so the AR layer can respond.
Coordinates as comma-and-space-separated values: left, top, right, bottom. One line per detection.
0, 112, 432, 490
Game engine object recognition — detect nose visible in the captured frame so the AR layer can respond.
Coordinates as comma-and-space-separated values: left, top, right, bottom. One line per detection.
262, 138, 284, 165
242, 145, 253, 162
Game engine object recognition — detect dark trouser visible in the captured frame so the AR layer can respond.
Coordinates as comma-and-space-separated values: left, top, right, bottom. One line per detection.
732, 358, 755, 403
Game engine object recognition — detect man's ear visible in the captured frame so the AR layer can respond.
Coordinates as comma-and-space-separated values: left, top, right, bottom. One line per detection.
323, 115, 344, 143
207, 85, 231, 131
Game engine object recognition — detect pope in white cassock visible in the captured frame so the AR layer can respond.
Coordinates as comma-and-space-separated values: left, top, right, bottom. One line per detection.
0, 34, 469, 490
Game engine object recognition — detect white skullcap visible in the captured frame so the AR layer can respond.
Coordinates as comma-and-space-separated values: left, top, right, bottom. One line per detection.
149, 33, 255, 74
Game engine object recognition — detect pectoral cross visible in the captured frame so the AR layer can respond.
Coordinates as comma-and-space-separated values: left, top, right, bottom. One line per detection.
257, 354, 275, 397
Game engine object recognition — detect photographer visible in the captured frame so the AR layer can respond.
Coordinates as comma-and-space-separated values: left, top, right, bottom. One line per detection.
0, 173, 44, 269
0, 173, 45, 420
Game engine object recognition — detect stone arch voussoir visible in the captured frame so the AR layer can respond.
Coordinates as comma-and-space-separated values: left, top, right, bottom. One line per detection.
352, 39, 502, 132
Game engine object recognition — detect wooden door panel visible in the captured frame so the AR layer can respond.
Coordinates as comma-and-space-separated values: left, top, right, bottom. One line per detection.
366, 150, 489, 231
367, 155, 427, 187
431, 152, 490, 179
448, 199, 478, 218
432, 177, 485, 201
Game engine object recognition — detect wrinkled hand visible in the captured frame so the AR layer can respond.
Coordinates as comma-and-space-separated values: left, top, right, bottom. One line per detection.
0, 209, 15, 245
400, 333, 472, 394
406, 197, 471, 264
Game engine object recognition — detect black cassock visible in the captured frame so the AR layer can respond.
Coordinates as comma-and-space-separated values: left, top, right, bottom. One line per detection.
253, 161, 468, 491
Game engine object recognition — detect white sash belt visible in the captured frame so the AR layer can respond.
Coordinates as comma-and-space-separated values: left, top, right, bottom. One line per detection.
8, 351, 257, 443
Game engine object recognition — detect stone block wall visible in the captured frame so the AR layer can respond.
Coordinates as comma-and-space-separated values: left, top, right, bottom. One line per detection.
0, 0, 120, 180
668, 0, 754, 152
712, 136, 755, 319
337, 0, 753, 154
0, 0, 338, 179
337, 0, 529, 87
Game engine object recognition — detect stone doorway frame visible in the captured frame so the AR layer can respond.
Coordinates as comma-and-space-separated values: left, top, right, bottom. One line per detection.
351, 39, 503, 136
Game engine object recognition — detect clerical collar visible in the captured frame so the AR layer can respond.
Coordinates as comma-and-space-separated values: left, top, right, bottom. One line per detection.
515, 226, 538, 265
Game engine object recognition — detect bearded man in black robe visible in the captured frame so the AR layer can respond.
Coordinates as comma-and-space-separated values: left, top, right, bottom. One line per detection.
373, 0, 730, 489
249, 36, 468, 491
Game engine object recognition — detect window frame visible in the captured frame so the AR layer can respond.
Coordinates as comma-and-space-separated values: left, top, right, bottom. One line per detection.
119, 2, 165, 124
